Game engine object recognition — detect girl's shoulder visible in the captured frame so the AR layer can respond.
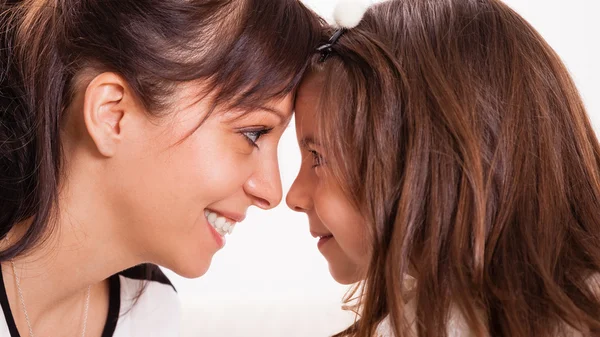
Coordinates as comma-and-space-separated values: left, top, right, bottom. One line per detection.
375, 272, 600, 337
375, 316, 394, 337
374, 304, 474, 337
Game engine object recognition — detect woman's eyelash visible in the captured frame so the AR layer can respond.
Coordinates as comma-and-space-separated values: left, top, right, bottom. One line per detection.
242, 128, 273, 148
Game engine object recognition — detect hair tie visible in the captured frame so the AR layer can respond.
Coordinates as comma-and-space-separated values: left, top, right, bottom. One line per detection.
317, 0, 371, 62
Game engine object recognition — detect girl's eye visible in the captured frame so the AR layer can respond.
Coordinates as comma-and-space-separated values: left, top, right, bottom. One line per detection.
242, 128, 272, 148
310, 150, 324, 168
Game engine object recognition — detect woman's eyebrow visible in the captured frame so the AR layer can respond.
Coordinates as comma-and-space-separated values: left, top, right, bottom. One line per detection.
259, 106, 290, 123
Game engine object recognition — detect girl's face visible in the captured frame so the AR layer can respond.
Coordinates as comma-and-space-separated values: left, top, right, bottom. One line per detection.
67, 75, 291, 278
286, 74, 371, 285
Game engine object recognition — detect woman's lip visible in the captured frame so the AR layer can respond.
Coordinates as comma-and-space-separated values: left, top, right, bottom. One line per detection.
205, 208, 246, 223
206, 220, 225, 248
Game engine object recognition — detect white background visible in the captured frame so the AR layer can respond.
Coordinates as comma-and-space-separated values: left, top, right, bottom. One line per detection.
164, 1, 600, 336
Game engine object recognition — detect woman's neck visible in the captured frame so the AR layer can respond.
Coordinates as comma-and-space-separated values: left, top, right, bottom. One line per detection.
1, 180, 141, 335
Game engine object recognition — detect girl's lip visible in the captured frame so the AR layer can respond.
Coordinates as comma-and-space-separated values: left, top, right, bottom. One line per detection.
310, 230, 333, 238
317, 234, 333, 249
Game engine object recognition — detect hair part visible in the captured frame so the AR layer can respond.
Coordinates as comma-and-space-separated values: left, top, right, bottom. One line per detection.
309, 0, 600, 336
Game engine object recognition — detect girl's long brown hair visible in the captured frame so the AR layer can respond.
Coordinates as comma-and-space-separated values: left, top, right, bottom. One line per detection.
310, 0, 600, 336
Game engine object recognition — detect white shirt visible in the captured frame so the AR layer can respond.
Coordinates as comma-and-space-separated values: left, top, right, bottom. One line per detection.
375, 274, 600, 337
0, 264, 180, 337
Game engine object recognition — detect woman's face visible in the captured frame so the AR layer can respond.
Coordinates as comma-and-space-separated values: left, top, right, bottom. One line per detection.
68, 75, 291, 278
286, 74, 371, 285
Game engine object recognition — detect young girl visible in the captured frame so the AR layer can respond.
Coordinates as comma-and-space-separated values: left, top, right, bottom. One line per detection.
287, 0, 600, 336
0, 0, 322, 336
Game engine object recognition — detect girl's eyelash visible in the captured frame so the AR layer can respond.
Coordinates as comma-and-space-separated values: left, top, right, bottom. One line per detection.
241, 128, 273, 148
309, 150, 323, 168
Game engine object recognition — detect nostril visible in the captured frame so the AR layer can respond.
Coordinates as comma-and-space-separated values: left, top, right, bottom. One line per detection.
254, 196, 271, 209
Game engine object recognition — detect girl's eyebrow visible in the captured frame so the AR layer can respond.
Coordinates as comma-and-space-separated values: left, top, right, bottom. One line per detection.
300, 136, 320, 149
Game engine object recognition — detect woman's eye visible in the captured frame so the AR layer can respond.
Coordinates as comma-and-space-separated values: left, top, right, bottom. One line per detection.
242, 128, 272, 148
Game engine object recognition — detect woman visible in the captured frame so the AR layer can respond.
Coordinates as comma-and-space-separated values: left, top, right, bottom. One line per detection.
288, 0, 600, 336
0, 0, 323, 335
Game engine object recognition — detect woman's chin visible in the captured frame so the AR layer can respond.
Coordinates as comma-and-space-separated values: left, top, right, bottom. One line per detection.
170, 258, 213, 279
157, 247, 216, 279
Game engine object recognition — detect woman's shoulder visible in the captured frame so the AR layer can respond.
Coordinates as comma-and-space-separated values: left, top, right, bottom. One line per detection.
114, 264, 181, 337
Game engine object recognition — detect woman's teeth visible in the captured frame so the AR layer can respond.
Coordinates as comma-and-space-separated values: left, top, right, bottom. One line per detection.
205, 210, 236, 236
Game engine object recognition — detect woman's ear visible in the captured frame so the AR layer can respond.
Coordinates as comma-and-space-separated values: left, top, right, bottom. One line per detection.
82, 72, 137, 157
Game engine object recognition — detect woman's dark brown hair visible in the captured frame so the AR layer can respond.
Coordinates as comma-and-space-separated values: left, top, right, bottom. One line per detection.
0, 0, 322, 266
309, 0, 600, 336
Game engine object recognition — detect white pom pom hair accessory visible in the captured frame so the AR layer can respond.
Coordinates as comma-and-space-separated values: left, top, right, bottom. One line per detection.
333, 0, 371, 29
317, 0, 371, 62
